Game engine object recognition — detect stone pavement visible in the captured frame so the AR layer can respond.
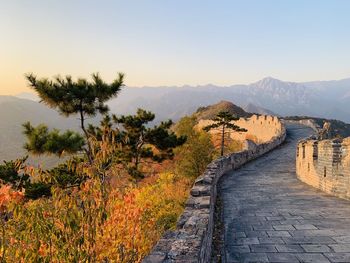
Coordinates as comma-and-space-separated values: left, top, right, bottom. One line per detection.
218, 124, 350, 263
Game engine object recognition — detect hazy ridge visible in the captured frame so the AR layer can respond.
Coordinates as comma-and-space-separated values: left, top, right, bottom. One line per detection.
104, 76, 350, 123
2, 76, 349, 163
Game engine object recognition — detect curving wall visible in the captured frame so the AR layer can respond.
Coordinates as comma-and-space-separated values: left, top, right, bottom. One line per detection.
296, 137, 350, 200
197, 115, 284, 144
143, 116, 286, 263
284, 119, 321, 133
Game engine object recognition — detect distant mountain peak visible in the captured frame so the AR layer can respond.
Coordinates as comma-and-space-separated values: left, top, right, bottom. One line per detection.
252, 76, 286, 86
261, 76, 281, 82
212, 100, 236, 108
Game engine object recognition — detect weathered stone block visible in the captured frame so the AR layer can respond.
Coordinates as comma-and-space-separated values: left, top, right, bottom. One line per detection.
190, 185, 211, 197
296, 135, 350, 200
186, 196, 211, 209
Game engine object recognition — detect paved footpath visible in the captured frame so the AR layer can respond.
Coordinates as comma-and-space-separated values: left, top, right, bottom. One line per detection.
219, 124, 350, 263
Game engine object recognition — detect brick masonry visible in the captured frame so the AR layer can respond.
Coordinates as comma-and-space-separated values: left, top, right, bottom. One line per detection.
143, 116, 286, 263
296, 137, 350, 200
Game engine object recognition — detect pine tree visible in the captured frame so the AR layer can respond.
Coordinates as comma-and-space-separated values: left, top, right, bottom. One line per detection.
112, 109, 186, 178
22, 122, 85, 157
0, 156, 29, 189
203, 111, 247, 156
25, 73, 124, 162
0, 156, 52, 199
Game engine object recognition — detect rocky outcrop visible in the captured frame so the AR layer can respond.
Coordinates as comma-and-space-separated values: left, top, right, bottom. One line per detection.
143, 116, 286, 263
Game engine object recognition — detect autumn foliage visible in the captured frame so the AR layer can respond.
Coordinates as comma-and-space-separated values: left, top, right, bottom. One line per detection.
0, 121, 198, 262
0, 171, 191, 262
0, 74, 216, 262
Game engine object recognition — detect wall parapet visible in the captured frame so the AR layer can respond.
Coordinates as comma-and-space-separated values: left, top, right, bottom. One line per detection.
143, 116, 286, 263
296, 137, 350, 200
198, 114, 284, 144
284, 119, 321, 133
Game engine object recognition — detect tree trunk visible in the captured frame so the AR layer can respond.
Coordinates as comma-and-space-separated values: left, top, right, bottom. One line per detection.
80, 108, 93, 164
221, 125, 225, 156
135, 154, 139, 171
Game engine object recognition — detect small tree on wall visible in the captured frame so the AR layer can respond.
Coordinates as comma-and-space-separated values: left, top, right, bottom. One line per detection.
25, 73, 124, 163
203, 111, 247, 156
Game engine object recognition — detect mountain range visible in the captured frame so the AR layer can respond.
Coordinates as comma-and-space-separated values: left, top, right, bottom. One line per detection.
105, 76, 350, 123
15, 76, 350, 123
1, 76, 350, 164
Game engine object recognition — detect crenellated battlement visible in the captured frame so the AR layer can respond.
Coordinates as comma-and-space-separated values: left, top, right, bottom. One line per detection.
296, 137, 350, 199
197, 114, 283, 144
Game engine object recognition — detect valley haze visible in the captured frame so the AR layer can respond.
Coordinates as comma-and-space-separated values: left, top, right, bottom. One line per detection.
14, 76, 350, 123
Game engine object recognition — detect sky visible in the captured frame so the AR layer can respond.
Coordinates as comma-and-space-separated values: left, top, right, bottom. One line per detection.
1, 0, 350, 95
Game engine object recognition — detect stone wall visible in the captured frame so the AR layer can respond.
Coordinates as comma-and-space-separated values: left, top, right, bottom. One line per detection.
143, 116, 286, 263
197, 115, 284, 143
284, 119, 321, 133
296, 137, 350, 200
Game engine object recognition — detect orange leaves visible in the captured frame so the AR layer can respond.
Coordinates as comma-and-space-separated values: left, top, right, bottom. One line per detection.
96, 190, 149, 262
0, 170, 192, 263
0, 185, 24, 212
38, 242, 48, 257
94, 172, 191, 262
0, 185, 12, 212
0, 110, 205, 262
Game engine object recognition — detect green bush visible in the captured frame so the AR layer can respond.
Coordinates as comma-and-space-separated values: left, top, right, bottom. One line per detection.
0, 157, 29, 188
24, 182, 52, 199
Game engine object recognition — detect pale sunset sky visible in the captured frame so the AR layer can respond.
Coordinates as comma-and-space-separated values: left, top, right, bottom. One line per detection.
1, 0, 350, 95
